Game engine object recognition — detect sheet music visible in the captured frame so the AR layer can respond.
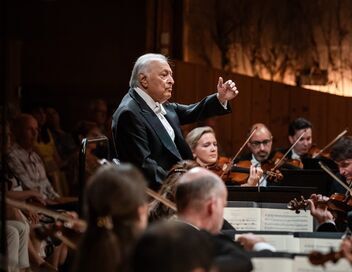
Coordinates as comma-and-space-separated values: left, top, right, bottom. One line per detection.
236, 234, 300, 252
224, 207, 313, 231
252, 257, 293, 272
261, 208, 313, 232
298, 238, 341, 254
223, 207, 261, 230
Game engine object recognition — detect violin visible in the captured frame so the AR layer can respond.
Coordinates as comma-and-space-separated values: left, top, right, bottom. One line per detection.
287, 194, 352, 221
308, 249, 343, 266
308, 129, 348, 159
267, 151, 304, 169
225, 160, 283, 184
307, 145, 330, 159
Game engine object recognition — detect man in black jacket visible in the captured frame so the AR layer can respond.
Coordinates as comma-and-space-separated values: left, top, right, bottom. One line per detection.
308, 136, 352, 232
112, 53, 238, 189
175, 167, 275, 271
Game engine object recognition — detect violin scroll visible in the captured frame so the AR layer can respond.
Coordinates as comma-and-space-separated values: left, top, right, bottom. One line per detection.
287, 196, 309, 214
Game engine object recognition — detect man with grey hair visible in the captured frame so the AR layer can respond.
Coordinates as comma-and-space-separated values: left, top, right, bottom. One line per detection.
112, 53, 239, 188
176, 167, 275, 271
176, 167, 253, 271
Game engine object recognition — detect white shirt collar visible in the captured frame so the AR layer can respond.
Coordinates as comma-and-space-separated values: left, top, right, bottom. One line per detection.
291, 149, 301, 160
135, 87, 166, 115
251, 154, 261, 166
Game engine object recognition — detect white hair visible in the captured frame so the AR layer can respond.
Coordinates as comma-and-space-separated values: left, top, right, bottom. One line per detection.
129, 53, 169, 88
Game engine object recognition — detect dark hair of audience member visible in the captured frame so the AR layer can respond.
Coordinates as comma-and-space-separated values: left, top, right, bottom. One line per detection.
72, 163, 147, 272
133, 221, 215, 272
288, 117, 312, 136
71, 120, 99, 146
331, 136, 352, 162
148, 160, 199, 223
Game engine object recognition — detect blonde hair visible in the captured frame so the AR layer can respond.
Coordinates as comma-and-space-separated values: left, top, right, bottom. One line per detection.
185, 126, 215, 151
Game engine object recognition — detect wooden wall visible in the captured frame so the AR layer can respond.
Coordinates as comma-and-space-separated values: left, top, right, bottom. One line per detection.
173, 61, 352, 156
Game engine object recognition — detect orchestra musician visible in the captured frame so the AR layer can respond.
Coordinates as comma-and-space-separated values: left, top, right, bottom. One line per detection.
185, 126, 262, 186
175, 167, 275, 272
286, 117, 313, 162
112, 53, 239, 189
233, 123, 274, 186
304, 136, 352, 232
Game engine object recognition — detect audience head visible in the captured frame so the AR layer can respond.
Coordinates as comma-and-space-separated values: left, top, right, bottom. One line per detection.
74, 163, 148, 272
247, 123, 273, 162
129, 53, 174, 103
148, 160, 199, 222
73, 120, 102, 150
30, 106, 47, 127
89, 99, 108, 127
133, 221, 214, 272
45, 107, 61, 130
176, 167, 227, 234
288, 117, 312, 156
11, 114, 38, 150
186, 126, 218, 167
331, 136, 352, 181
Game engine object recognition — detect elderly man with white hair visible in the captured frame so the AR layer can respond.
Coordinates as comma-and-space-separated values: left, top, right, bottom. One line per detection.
112, 53, 238, 188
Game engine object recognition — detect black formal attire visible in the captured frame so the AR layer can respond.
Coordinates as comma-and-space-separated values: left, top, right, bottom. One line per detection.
174, 221, 253, 272
112, 88, 231, 188
232, 152, 278, 186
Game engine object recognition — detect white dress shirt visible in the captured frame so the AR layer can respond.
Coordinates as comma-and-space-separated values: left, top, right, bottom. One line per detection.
135, 87, 175, 141
251, 155, 268, 187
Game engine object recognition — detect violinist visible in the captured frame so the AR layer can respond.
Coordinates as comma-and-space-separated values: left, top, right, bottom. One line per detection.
185, 126, 262, 186
233, 123, 273, 186
286, 117, 313, 161
302, 136, 352, 232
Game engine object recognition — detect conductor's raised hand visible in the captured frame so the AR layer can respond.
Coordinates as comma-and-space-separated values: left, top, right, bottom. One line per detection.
217, 77, 239, 104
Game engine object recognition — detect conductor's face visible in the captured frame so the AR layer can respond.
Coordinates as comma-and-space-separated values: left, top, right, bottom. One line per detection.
139, 60, 174, 103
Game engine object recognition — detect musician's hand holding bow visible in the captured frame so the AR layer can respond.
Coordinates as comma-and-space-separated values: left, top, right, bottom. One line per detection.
217, 77, 239, 104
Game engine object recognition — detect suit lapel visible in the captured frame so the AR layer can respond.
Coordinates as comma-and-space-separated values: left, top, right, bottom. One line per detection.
130, 89, 183, 160
164, 109, 193, 160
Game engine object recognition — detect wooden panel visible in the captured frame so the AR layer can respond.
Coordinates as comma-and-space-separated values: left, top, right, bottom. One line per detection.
195, 64, 215, 101
173, 62, 197, 103
212, 69, 237, 156
270, 83, 291, 148
289, 87, 311, 121
251, 78, 271, 125
308, 91, 328, 147
326, 95, 348, 141
229, 73, 253, 155
346, 98, 352, 130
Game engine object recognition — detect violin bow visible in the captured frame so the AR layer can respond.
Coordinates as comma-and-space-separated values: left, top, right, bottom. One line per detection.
5, 198, 87, 229
6, 198, 85, 250
271, 129, 307, 171
318, 161, 352, 195
220, 126, 258, 178
312, 129, 348, 158
99, 159, 177, 211
146, 188, 177, 211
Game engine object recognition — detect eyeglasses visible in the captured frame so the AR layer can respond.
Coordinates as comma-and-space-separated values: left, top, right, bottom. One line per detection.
249, 139, 272, 148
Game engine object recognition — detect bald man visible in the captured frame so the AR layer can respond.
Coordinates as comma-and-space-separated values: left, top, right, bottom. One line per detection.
175, 167, 275, 272
233, 123, 274, 186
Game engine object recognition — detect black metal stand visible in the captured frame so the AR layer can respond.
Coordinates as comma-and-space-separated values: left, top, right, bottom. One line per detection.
78, 136, 109, 216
